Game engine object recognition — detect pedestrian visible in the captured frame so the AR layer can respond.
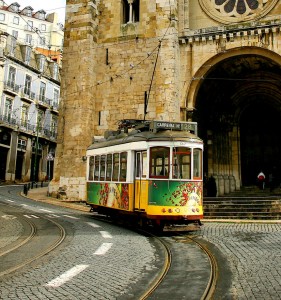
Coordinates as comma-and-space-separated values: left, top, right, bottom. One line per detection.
257, 171, 265, 190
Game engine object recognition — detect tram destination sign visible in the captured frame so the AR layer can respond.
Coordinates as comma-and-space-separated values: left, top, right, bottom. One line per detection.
150, 121, 197, 135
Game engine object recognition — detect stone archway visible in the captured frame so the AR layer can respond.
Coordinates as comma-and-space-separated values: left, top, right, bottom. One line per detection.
187, 47, 281, 195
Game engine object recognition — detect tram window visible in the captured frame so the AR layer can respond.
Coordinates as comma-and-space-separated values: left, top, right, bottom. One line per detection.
106, 154, 113, 181
136, 152, 141, 178
120, 152, 127, 181
142, 152, 147, 178
173, 147, 191, 179
150, 147, 169, 178
94, 156, 100, 180
135, 151, 148, 178
88, 156, 94, 181
193, 148, 202, 179
112, 153, 119, 181
100, 155, 106, 181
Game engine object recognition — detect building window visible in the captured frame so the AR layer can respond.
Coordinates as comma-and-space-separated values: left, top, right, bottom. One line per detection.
0, 13, 5, 21
26, 34, 32, 45
25, 47, 31, 64
24, 75, 32, 96
27, 20, 33, 30
13, 16, 19, 24
53, 64, 59, 80
39, 82, 46, 101
39, 56, 45, 72
51, 116, 57, 137
53, 88, 59, 108
20, 105, 29, 127
122, 0, 140, 24
4, 98, 12, 122
25, 8, 33, 17
12, 30, 18, 39
37, 110, 44, 129
9, 38, 17, 56
39, 37, 46, 46
7, 66, 16, 88
41, 24, 46, 31
18, 139, 27, 150
9, 4, 19, 13
32, 141, 42, 154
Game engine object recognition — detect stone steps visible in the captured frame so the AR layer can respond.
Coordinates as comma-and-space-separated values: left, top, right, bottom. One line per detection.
203, 190, 281, 219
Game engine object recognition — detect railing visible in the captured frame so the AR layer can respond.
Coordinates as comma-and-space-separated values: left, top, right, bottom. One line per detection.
0, 113, 57, 141
182, 18, 281, 39
4, 81, 20, 94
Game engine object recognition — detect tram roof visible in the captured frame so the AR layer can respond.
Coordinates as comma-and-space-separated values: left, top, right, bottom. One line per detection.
87, 130, 202, 150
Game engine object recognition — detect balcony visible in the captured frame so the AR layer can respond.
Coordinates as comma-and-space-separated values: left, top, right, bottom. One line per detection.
3, 81, 20, 96
20, 89, 35, 102
0, 113, 57, 142
38, 94, 52, 107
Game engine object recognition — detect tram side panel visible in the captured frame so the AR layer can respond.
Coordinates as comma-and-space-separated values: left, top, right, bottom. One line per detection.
87, 182, 134, 211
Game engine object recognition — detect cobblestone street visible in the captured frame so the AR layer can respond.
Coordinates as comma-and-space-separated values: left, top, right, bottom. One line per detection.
200, 222, 281, 300
1, 186, 281, 299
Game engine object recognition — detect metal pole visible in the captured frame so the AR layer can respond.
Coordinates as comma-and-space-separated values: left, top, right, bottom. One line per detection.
33, 111, 39, 184
48, 159, 50, 182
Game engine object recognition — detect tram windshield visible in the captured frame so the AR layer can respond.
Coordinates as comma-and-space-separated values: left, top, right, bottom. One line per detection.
173, 147, 191, 179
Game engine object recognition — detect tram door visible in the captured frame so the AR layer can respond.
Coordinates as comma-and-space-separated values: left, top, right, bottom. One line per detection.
134, 151, 148, 210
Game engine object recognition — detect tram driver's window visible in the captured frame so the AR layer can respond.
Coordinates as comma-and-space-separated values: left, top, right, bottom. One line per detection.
88, 156, 94, 181
94, 156, 100, 180
173, 147, 191, 179
193, 148, 202, 180
150, 147, 169, 178
120, 152, 127, 181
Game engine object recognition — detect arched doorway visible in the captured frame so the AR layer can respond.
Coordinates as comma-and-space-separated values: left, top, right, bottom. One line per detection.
240, 103, 281, 186
192, 49, 281, 193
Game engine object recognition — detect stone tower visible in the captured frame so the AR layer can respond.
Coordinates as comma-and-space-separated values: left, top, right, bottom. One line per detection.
50, 0, 182, 199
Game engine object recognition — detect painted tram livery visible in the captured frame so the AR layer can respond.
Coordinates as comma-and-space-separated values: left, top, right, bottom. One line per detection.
86, 120, 204, 231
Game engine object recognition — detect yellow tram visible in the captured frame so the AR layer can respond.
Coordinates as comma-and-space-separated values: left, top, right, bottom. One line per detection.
86, 120, 204, 231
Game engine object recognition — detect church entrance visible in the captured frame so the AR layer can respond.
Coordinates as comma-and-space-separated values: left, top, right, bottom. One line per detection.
194, 50, 281, 193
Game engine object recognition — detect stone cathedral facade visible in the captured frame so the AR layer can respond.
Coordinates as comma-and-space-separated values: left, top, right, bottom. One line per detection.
50, 0, 281, 200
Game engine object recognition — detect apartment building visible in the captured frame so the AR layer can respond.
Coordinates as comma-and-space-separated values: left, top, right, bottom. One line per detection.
0, 1, 64, 54
0, 1, 63, 183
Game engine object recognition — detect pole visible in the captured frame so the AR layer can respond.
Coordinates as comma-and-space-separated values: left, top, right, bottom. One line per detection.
33, 110, 39, 184
48, 159, 50, 181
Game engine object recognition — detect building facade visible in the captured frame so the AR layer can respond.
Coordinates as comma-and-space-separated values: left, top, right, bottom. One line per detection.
0, 1, 64, 53
51, 0, 281, 200
0, 33, 61, 182
0, 2, 63, 183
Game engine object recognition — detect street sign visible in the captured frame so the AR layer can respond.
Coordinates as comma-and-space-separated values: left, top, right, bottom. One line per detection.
47, 153, 54, 161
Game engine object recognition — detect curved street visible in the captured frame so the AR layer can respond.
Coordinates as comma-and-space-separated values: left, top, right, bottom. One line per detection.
0, 185, 281, 299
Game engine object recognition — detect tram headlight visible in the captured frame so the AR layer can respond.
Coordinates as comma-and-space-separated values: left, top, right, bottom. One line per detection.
168, 208, 173, 213
162, 208, 166, 213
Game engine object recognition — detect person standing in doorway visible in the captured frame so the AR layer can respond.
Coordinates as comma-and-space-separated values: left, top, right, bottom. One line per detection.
257, 171, 265, 190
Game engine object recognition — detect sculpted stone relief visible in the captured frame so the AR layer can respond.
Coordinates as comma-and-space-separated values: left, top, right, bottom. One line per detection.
199, 0, 279, 23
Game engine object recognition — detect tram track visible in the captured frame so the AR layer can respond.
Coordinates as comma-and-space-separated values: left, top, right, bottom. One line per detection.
0, 205, 66, 277
138, 230, 218, 300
